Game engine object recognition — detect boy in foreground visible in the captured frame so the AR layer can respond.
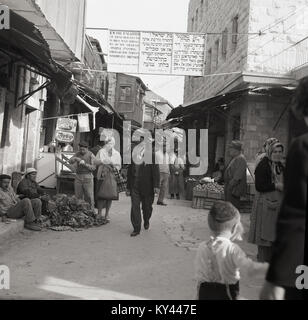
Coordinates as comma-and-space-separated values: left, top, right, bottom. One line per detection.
195, 201, 268, 300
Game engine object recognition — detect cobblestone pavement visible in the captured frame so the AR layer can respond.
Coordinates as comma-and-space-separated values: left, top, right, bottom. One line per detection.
162, 199, 264, 300
0, 195, 263, 300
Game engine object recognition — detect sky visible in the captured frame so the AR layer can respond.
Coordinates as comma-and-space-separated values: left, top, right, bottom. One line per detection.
86, 0, 190, 107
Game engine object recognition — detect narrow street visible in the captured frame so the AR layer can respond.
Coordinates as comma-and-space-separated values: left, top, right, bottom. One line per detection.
0, 195, 262, 300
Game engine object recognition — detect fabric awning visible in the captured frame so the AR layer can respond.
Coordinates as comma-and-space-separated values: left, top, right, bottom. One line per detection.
76, 81, 123, 119
0, 8, 72, 97
167, 88, 251, 121
76, 95, 99, 129
166, 86, 296, 122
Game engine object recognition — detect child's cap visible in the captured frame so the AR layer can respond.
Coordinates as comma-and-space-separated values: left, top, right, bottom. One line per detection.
209, 201, 239, 223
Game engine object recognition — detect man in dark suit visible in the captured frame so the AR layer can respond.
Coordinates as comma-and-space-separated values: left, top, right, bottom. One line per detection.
126, 142, 160, 237
223, 140, 247, 210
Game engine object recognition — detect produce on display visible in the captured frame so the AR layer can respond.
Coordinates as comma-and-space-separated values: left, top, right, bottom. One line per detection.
41, 194, 105, 230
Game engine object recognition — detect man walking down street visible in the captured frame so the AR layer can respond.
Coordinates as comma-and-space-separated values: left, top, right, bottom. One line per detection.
223, 141, 247, 210
155, 143, 170, 206
0, 174, 42, 231
69, 141, 96, 208
127, 144, 160, 237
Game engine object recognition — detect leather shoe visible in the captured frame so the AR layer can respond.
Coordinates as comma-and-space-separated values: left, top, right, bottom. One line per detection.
157, 201, 167, 206
24, 223, 42, 231
144, 221, 150, 230
130, 231, 140, 237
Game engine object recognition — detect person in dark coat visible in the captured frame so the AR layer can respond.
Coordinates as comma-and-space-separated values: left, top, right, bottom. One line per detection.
260, 76, 308, 300
248, 141, 285, 262
126, 142, 160, 237
223, 141, 247, 210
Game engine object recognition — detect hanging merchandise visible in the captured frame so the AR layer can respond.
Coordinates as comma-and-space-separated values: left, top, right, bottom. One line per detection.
56, 118, 77, 132
55, 118, 77, 143
78, 113, 90, 132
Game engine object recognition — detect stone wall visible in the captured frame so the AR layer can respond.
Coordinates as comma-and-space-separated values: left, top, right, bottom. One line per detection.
247, 0, 308, 74
184, 0, 250, 104
0, 65, 47, 174
184, 0, 308, 104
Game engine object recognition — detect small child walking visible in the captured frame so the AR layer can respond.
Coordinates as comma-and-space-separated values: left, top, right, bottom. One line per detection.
195, 201, 268, 300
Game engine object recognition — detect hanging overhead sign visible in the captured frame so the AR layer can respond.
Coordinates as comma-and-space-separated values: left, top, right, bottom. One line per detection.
108, 30, 206, 76
56, 118, 77, 143
0, 5, 10, 30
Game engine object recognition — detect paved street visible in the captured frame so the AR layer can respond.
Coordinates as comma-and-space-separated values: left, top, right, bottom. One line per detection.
0, 195, 262, 300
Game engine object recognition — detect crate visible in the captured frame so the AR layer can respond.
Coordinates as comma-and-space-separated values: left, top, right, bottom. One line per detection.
207, 191, 224, 200
193, 189, 208, 198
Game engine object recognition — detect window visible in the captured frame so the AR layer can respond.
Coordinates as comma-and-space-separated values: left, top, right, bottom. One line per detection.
214, 40, 219, 70
119, 85, 132, 102
191, 17, 194, 31
232, 15, 239, 49
207, 49, 212, 74
222, 28, 228, 59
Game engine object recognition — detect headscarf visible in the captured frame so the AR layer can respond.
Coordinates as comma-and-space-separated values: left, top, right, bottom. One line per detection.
255, 137, 280, 169
267, 141, 284, 183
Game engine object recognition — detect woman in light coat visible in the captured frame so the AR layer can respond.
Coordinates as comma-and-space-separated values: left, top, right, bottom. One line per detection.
95, 137, 121, 224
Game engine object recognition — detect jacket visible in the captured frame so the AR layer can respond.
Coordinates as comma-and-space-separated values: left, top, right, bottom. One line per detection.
127, 162, 160, 196
224, 154, 247, 198
17, 178, 44, 199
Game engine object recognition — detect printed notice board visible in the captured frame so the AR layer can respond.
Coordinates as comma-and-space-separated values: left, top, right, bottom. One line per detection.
108, 30, 206, 76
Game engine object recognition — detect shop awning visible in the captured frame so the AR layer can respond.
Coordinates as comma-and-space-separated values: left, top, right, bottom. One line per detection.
76, 81, 123, 119
76, 95, 99, 126
0, 8, 72, 97
166, 86, 296, 122
166, 88, 251, 121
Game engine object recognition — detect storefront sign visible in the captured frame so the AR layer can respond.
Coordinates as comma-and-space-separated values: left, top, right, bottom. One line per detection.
108, 29, 206, 76
55, 131, 74, 143
0, 5, 10, 30
56, 118, 77, 132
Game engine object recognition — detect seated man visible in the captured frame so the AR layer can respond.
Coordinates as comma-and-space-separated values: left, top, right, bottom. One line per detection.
0, 174, 42, 231
17, 168, 49, 214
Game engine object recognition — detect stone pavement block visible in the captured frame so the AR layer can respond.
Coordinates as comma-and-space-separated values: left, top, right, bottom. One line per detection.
0, 220, 24, 243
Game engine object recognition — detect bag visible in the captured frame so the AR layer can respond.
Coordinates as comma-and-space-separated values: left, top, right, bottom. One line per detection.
113, 168, 127, 193
97, 166, 119, 200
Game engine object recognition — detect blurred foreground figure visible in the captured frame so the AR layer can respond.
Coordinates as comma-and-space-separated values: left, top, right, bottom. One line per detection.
260, 77, 308, 300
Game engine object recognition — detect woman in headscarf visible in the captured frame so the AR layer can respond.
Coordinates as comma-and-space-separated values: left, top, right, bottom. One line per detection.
95, 137, 121, 224
254, 137, 279, 171
248, 140, 285, 262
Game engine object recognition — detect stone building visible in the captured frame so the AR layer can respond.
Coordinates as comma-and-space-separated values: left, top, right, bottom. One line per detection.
182, 0, 308, 173
143, 90, 173, 131
107, 73, 147, 128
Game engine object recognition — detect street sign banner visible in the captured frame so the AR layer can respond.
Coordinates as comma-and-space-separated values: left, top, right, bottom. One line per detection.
108, 29, 206, 76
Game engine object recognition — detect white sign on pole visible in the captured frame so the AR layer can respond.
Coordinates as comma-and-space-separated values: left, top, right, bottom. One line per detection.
108, 30, 206, 76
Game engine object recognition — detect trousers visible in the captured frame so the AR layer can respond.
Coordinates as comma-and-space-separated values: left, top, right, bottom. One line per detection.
74, 174, 94, 208
7, 198, 41, 223
198, 281, 240, 300
130, 188, 154, 233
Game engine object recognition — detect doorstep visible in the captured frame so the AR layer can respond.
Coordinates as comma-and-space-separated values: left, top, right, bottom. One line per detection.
0, 220, 24, 243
